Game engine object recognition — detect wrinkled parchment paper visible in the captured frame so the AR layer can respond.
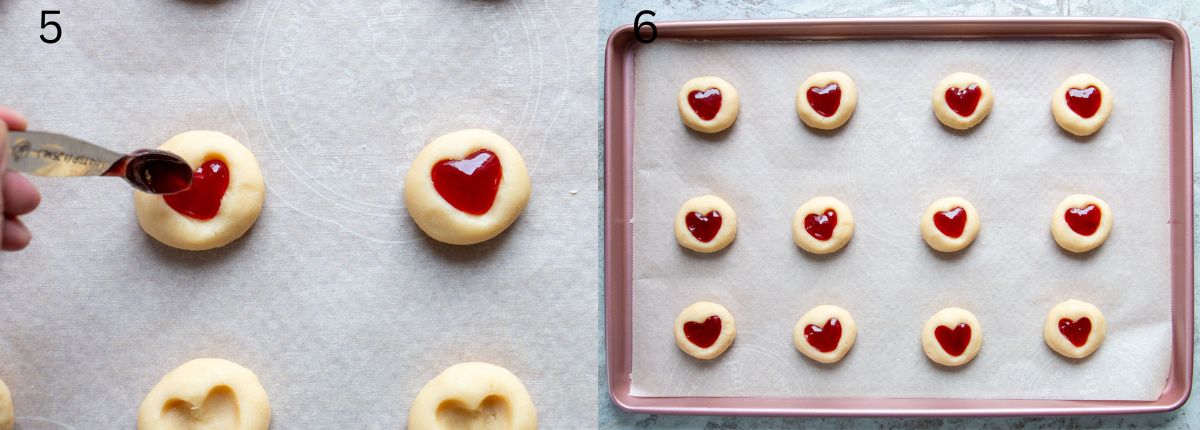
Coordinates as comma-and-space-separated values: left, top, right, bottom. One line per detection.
631, 39, 1172, 400
0, 0, 597, 427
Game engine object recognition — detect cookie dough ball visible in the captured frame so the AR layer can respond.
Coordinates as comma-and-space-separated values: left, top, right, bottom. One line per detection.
932, 72, 994, 130
134, 131, 265, 251
674, 301, 736, 360
138, 358, 270, 430
1044, 299, 1107, 359
920, 197, 980, 253
1052, 74, 1113, 136
922, 307, 983, 367
796, 71, 858, 130
0, 377, 11, 430
674, 195, 737, 253
1051, 194, 1112, 253
408, 362, 537, 430
793, 305, 857, 364
792, 196, 854, 255
404, 129, 532, 245
678, 76, 739, 133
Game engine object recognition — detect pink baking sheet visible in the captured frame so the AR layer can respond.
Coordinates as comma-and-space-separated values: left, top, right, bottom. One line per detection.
603, 17, 1193, 417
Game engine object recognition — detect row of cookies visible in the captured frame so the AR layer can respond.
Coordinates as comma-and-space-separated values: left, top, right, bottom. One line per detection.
679, 72, 1112, 136
675, 299, 1107, 366
677, 194, 1112, 254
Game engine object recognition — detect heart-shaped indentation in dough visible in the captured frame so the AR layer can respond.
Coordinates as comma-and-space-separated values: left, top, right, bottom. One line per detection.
933, 207, 967, 239
944, 84, 982, 117
687, 88, 722, 121
683, 315, 723, 348
436, 395, 512, 430
163, 159, 229, 220
1066, 86, 1102, 118
806, 83, 842, 117
431, 149, 504, 216
934, 323, 972, 357
1064, 204, 1101, 236
161, 385, 238, 428
684, 210, 722, 243
804, 209, 838, 241
1058, 317, 1092, 347
804, 318, 843, 353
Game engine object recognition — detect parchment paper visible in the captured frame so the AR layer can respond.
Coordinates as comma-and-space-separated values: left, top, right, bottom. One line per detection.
0, 0, 597, 427
631, 39, 1173, 400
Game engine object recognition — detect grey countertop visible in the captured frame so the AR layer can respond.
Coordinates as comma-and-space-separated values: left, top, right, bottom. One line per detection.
597, 1, 1200, 428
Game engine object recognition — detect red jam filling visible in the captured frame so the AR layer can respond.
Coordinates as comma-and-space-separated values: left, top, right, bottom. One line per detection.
806, 83, 842, 117
687, 88, 722, 121
431, 149, 503, 215
933, 207, 967, 239
1064, 204, 1101, 236
163, 159, 229, 220
934, 323, 971, 357
1058, 317, 1092, 348
944, 84, 982, 117
804, 209, 837, 241
1066, 86, 1102, 118
683, 315, 722, 348
685, 211, 722, 243
804, 318, 843, 353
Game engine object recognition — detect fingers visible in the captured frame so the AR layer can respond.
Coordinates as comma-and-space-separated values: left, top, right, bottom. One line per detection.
0, 106, 28, 131
2, 215, 30, 251
2, 171, 39, 216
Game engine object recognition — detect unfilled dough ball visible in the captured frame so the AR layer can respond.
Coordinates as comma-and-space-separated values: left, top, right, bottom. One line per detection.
674, 301, 736, 360
133, 131, 265, 251
0, 377, 11, 430
674, 195, 737, 253
408, 362, 537, 430
678, 76, 739, 133
796, 71, 858, 130
1051, 194, 1112, 253
1051, 73, 1113, 136
404, 129, 531, 245
138, 358, 270, 430
792, 196, 854, 255
793, 305, 857, 364
1044, 299, 1107, 359
932, 72, 994, 130
920, 197, 980, 253
921, 307, 983, 367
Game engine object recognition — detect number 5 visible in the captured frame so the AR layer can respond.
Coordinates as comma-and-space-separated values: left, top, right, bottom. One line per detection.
41, 10, 61, 44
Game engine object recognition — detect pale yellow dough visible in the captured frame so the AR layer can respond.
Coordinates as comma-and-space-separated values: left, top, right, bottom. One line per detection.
796, 71, 858, 130
932, 72, 994, 130
793, 305, 857, 364
792, 196, 854, 255
1043, 299, 1107, 359
674, 195, 737, 253
404, 129, 531, 245
138, 358, 270, 430
134, 131, 265, 251
408, 362, 537, 430
1051, 73, 1113, 136
674, 301, 736, 360
0, 377, 11, 430
1051, 194, 1113, 253
921, 307, 983, 367
677, 76, 739, 133
920, 197, 980, 253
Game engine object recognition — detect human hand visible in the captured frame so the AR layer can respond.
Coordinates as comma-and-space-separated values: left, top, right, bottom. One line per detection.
0, 107, 41, 250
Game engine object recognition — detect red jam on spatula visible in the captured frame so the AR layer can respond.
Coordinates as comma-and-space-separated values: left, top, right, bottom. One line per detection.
431, 149, 503, 215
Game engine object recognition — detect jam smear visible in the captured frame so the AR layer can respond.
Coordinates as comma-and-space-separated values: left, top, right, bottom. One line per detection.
431, 149, 503, 215
687, 88, 722, 121
933, 207, 968, 239
683, 315, 722, 348
934, 323, 971, 357
944, 84, 982, 117
804, 318, 843, 353
685, 211, 722, 243
806, 83, 842, 117
1064, 204, 1101, 236
1058, 317, 1092, 348
804, 209, 838, 241
163, 159, 229, 220
1066, 86, 1102, 118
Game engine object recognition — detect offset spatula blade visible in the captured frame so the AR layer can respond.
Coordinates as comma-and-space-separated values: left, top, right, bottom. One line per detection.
4, 131, 124, 177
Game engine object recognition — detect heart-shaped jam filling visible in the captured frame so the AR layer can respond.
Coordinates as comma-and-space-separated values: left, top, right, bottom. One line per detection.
1064, 204, 1101, 236
944, 84, 982, 117
688, 88, 722, 121
934, 323, 971, 357
806, 83, 842, 117
431, 149, 503, 216
933, 207, 967, 239
1066, 86, 1102, 118
1058, 317, 1092, 347
683, 315, 722, 348
163, 159, 229, 220
685, 211, 722, 243
804, 318, 842, 353
804, 209, 837, 241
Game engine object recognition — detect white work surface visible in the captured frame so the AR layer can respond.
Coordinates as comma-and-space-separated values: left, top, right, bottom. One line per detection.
0, 0, 598, 428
